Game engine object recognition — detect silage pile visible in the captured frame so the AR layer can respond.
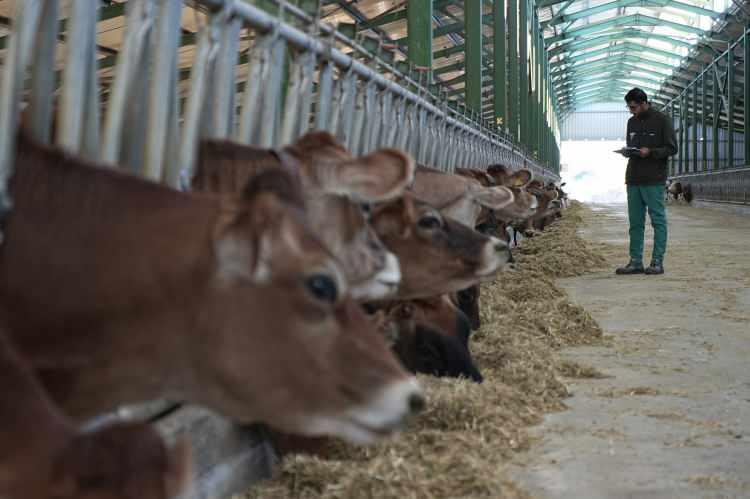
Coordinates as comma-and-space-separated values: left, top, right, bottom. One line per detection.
239, 201, 606, 499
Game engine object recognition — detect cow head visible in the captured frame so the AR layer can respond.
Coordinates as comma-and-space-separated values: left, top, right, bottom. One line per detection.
486, 166, 538, 222
194, 134, 413, 301
386, 300, 483, 383
370, 193, 511, 299
197, 169, 423, 443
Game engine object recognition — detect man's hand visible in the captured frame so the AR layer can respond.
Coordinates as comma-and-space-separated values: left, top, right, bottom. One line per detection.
639, 147, 650, 158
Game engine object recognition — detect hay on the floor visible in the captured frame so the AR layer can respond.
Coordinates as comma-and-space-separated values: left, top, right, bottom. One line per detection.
238, 201, 606, 499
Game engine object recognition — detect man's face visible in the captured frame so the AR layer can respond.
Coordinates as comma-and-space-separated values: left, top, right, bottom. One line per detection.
627, 100, 648, 116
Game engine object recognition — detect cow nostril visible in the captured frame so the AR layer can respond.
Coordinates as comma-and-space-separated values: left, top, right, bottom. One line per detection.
408, 392, 426, 414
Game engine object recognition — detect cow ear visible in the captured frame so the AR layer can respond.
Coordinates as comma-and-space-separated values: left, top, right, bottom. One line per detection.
319, 149, 415, 202
510, 169, 532, 187
213, 196, 279, 285
468, 184, 514, 210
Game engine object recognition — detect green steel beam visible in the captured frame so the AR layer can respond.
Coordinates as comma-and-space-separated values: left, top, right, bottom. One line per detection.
745, 33, 750, 162
362, 8, 407, 29
551, 42, 683, 67
551, 53, 676, 73
546, 14, 704, 45
494, 0, 507, 129
727, 45, 734, 167
464, 0, 483, 111
519, 0, 529, 146
545, 0, 719, 28
508, 0, 519, 140
692, 75, 698, 172
549, 30, 692, 58
554, 61, 691, 85
554, 66, 673, 87
407, 0, 433, 72
701, 68, 707, 171
712, 68, 719, 170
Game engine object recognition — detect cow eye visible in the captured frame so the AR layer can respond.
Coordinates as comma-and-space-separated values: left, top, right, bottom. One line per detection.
418, 214, 442, 230
305, 274, 338, 304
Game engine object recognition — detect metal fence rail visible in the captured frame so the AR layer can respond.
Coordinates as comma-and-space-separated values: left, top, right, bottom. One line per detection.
0, 0, 558, 212
671, 167, 750, 204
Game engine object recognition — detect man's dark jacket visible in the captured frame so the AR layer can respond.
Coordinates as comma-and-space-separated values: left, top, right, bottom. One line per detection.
625, 107, 678, 185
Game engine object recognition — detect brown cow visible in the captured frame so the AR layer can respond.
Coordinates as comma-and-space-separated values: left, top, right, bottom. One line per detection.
192, 132, 413, 301
369, 193, 512, 299
383, 297, 482, 383
411, 166, 515, 228
1, 135, 422, 444
0, 328, 190, 499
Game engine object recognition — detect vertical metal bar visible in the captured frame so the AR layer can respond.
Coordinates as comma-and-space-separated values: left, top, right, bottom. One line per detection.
519, 0, 528, 147
728, 47, 735, 167
702, 69, 707, 172
349, 83, 366, 154
144, 0, 182, 183
58, 0, 100, 154
337, 68, 357, 145
377, 91, 393, 148
493, 0, 507, 131
315, 59, 334, 131
101, 0, 155, 164
237, 30, 279, 144
211, 17, 242, 139
280, 50, 305, 145
397, 102, 411, 151
684, 90, 690, 173
407, 0, 433, 76
28, 1, 60, 145
0, 0, 44, 212
464, 0, 483, 112
259, 37, 287, 147
328, 75, 344, 136
713, 67, 720, 170
677, 93, 687, 174
297, 51, 317, 139
359, 82, 376, 154
179, 9, 228, 187
745, 32, 750, 165
692, 79, 698, 173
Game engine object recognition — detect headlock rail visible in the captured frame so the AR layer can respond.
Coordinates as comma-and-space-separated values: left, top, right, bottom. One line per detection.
0, 0, 557, 213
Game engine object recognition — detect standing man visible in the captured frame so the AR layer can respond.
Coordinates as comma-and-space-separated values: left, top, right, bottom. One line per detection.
616, 88, 678, 275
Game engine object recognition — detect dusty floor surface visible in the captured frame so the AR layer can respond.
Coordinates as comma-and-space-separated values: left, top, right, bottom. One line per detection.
509, 202, 750, 499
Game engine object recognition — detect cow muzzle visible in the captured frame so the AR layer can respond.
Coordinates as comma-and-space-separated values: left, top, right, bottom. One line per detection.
350, 252, 402, 301
475, 236, 511, 278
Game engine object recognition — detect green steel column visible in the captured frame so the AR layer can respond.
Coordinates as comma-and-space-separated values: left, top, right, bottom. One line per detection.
508, 0, 519, 140
464, 0, 483, 112
702, 70, 707, 171
745, 32, 750, 164
493, 0, 507, 130
519, 0, 529, 148
407, 0, 433, 74
530, 18, 537, 156
669, 100, 679, 176
692, 79, 698, 173
680, 94, 686, 174
728, 47, 734, 167
536, 26, 542, 158
685, 88, 690, 172
713, 69, 720, 170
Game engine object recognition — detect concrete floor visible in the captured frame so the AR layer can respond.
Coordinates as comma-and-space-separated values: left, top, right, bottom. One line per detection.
509, 202, 750, 499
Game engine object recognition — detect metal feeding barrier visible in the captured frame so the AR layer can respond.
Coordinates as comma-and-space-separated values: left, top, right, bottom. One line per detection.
0, 0, 556, 210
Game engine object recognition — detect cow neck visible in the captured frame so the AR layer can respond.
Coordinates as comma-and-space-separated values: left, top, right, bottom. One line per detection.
0, 140, 215, 406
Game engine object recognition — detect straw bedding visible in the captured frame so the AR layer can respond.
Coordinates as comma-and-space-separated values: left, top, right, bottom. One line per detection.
239, 201, 607, 499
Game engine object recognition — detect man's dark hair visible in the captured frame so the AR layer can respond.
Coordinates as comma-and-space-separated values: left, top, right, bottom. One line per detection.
624, 88, 648, 104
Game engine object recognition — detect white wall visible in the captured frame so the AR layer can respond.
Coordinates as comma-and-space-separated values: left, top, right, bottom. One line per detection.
560, 140, 628, 204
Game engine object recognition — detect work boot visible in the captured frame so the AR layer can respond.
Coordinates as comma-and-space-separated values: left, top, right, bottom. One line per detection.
615, 260, 644, 275
645, 260, 664, 275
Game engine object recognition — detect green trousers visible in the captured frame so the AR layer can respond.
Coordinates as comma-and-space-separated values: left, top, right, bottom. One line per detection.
627, 184, 667, 264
